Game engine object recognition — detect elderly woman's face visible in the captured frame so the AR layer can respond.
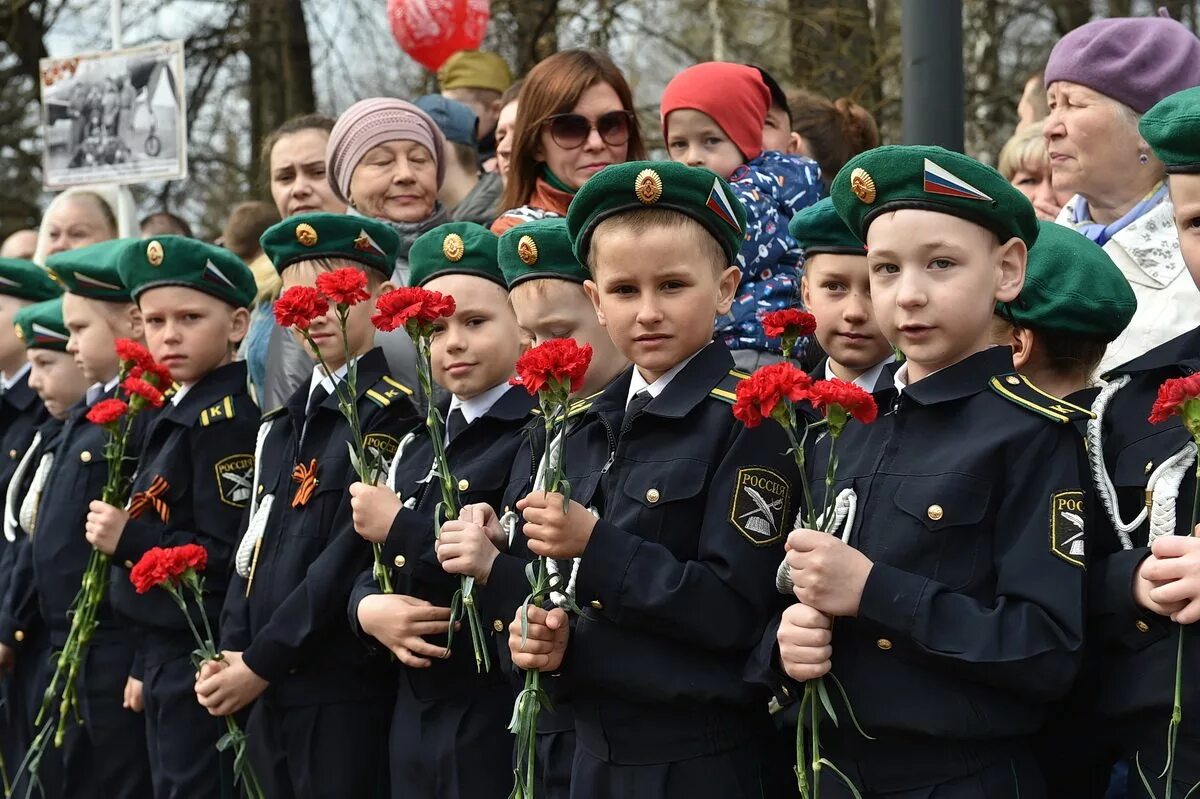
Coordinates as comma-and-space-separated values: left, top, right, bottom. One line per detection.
42, 196, 115, 258
1010, 159, 1072, 222
536, 81, 629, 191
1045, 81, 1148, 200
348, 140, 438, 223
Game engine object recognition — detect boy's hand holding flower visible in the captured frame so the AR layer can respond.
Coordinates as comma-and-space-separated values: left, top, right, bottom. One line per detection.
518, 492, 597, 559
509, 606, 569, 673
84, 500, 129, 555
357, 594, 453, 668
785, 529, 873, 618
348, 482, 403, 544
777, 602, 833, 682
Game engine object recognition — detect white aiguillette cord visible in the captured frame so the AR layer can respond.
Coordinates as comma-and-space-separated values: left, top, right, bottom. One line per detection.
775, 488, 857, 595
5, 431, 43, 542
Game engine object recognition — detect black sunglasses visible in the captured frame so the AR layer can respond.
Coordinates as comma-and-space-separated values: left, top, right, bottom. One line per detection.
544, 110, 634, 150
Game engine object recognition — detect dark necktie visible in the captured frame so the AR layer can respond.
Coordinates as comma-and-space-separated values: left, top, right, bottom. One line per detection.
623, 390, 652, 432
447, 408, 468, 443
307, 384, 329, 416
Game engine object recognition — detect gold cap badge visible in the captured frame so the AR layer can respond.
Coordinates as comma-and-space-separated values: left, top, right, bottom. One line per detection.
635, 168, 663, 205
850, 168, 876, 205
146, 240, 164, 266
443, 233, 465, 262
517, 235, 538, 266
13, 324, 23, 342
295, 223, 318, 247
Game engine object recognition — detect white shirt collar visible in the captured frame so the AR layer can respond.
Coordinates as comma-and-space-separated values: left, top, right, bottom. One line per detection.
1, 362, 30, 391
892, 361, 911, 395
170, 383, 194, 406
86, 376, 120, 406
824, 354, 896, 392
449, 380, 512, 426
307, 362, 350, 408
626, 350, 701, 410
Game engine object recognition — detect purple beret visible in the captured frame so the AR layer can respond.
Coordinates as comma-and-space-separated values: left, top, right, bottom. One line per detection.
326, 98, 447, 205
1045, 10, 1200, 114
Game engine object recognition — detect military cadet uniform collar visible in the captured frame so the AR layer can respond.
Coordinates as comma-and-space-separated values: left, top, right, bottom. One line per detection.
824, 354, 896, 393
0, 366, 36, 412
896, 346, 1016, 406
611, 342, 733, 419
308, 361, 350, 407
86, 375, 120, 407
626, 349, 702, 410
1, 362, 31, 391
1103, 324, 1200, 379
161, 361, 247, 422
449, 380, 513, 425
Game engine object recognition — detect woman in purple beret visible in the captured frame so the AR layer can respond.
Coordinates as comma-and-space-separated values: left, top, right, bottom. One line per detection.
1045, 9, 1200, 372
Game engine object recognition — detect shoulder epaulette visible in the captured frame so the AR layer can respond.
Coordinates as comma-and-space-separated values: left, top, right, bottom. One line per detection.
262, 405, 288, 421
366, 375, 414, 408
710, 369, 748, 405
988, 374, 1095, 424
199, 395, 237, 426
567, 389, 604, 419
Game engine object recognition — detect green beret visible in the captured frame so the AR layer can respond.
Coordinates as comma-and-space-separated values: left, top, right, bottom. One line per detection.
13, 297, 69, 352
1003, 221, 1136, 342
566, 160, 746, 264
118, 236, 257, 309
260, 213, 400, 278
1140, 87, 1200, 174
788, 197, 865, 257
408, 222, 504, 289
498, 218, 588, 289
831, 145, 1039, 248
0, 258, 61, 302
45, 239, 133, 302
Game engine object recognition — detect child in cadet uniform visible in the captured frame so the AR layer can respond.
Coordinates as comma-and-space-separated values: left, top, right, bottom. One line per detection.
346, 221, 533, 799
509, 160, 801, 798
1078, 86, 1200, 797
79, 237, 259, 797
660, 62, 822, 370
30, 240, 153, 797
774, 146, 1090, 797
449, 217, 631, 799
0, 259, 60, 777
792, 197, 895, 391
193, 214, 419, 798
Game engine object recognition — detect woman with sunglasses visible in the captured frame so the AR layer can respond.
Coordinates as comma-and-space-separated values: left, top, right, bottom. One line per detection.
492, 49, 646, 235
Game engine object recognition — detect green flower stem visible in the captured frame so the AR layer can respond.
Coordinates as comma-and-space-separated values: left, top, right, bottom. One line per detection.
1163, 461, 1200, 798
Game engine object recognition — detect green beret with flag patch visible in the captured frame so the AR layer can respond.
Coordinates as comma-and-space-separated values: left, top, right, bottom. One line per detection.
45, 239, 133, 302
565, 160, 747, 264
13, 297, 69, 352
260, 212, 401, 278
498, 218, 588, 288
1002, 221, 1136, 342
118, 236, 257, 308
788, 197, 866, 257
408, 222, 504, 289
1140, 86, 1200, 174
831, 145, 1039, 248
0, 258, 61, 302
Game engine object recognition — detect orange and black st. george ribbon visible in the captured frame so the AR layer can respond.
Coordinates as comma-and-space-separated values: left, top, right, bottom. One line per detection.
291, 459, 319, 508
129, 476, 171, 524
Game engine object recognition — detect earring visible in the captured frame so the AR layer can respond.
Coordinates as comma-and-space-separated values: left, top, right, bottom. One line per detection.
1139, 152, 1150, 165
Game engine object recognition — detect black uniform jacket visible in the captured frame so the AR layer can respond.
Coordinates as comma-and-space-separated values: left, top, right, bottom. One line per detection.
220, 347, 419, 705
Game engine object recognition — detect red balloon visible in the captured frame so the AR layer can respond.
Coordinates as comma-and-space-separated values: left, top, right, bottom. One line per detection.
388, 0, 491, 73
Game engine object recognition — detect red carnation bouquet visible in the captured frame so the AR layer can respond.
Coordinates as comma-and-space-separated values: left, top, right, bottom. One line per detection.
1142, 375, 1200, 798
507, 338, 593, 799
129, 545, 263, 798
732, 361, 878, 799
25, 340, 173, 782
761, 309, 817, 360
275, 268, 398, 592
371, 286, 495, 672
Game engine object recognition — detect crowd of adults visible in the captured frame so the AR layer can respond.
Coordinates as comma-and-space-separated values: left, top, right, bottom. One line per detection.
4, 8, 1200, 394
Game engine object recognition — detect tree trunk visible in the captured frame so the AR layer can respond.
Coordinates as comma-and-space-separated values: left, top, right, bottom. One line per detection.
247, 0, 316, 188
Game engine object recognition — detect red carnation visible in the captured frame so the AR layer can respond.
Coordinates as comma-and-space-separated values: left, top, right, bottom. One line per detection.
807, 379, 878, 430
761, 309, 817, 339
134, 360, 175, 388
511, 339, 594, 396
122, 377, 166, 409
371, 287, 456, 333
86, 398, 129, 426
316, 268, 370, 307
129, 548, 171, 594
732, 363, 813, 428
1149, 374, 1200, 437
274, 286, 330, 331
165, 543, 208, 577
115, 338, 154, 369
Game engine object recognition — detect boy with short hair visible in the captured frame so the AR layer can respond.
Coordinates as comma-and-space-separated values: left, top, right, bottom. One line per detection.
31, 240, 154, 796
194, 214, 419, 798
77, 236, 260, 796
510, 161, 800, 797
660, 61, 823, 369
774, 146, 1090, 795
1076, 86, 1200, 795
791, 197, 894, 390
347, 221, 533, 798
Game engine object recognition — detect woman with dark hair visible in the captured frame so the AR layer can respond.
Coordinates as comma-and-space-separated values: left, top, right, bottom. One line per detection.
492, 49, 646, 234
787, 89, 879, 188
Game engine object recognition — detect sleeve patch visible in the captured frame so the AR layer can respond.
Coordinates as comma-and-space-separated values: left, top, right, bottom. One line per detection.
364, 433, 400, 464
199, 396, 236, 426
1050, 490, 1086, 568
215, 454, 255, 508
730, 467, 790, 546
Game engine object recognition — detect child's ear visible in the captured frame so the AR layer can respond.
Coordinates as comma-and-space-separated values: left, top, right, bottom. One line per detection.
1010, 325, 1037, 370
123, 303, 144, 340
800, 274, 812, 309
994, 237, 1027, 304
229, 306, 252, 346
715, 265, 740, 315
374, 278, 396, 297
583, 280, 606, 327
